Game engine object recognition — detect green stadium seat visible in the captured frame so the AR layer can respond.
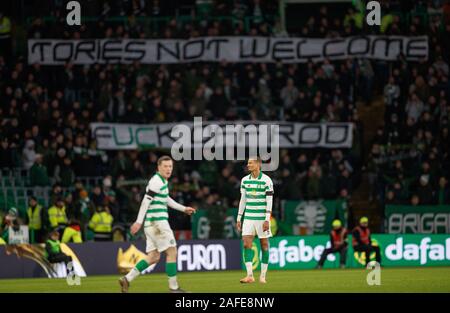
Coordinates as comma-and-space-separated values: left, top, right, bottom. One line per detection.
16, 188, 26, 197
37, 198, 46, 206
17, 201, 28, 219
5, 196, 16, 210
6, 188, 15, 198
14, 177, 25, 187
17, 198, 27, 209
0, 192, 6, 212
2, 177, 13, 187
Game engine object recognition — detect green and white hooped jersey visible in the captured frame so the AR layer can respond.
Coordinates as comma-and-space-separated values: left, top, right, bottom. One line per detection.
144, 173, 169, 226
240, 172, 273, 221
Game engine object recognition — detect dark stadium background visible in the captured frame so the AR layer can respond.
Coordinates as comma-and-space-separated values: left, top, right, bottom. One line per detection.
0, 0, 449, 246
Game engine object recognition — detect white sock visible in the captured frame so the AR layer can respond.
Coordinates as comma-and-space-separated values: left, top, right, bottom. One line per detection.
142, 263, 157, 274
260, 263, 268, 278
168, 276, 179, 290
245, 262, 253, 277
125, 268, 140, 282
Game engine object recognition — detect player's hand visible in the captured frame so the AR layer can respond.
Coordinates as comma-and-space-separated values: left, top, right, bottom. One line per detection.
263, 221, 270, 232
130, 222, 142, 236
236, 221, 241, 233
184, 207, 196, 215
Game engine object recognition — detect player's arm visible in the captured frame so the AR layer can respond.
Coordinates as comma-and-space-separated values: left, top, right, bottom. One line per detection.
264, 179, 274, 231
131, 180, 159, 235
135, 189, 156, 224
167, 197, 196, 215
237, 180, 246, 223
265, 179, 274, 221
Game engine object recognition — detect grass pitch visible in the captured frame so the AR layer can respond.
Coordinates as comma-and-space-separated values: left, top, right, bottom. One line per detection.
1, 267, 450, 293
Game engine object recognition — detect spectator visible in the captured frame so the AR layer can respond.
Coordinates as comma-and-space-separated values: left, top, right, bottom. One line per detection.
45, 230, 72, 265
50, 184, 63, 206
358, 59, 375, 105
0, 137, 13, 168
75, 189, 95, 230
26, 196, 46, 243
280, 78, 299, 111
208, 86, 229, 119
337, 169, 353, 195
306, 159, 322, 199
1, 208, 22, 244
385, 190, 400, 205
406, 93, 424, 123
254, 77, 273, 118
436, 177, 450, 205
189, 87, 207, 117
107, 90, 126, 121
410, 194, 421, 206
61, 219, 83, 243
415, 175, 434, 205
22, 139, 38, 170
105, 190, 120, 220
112, 151, 132, 178
59, 192, 83, 243
90, 185, 105, 208
53, 151, 76, 187
384, 76, 401, 111
48, 197, 68, 232
29, 154, 50, 187
102, 176, 114, 197
89, 205, 113, 241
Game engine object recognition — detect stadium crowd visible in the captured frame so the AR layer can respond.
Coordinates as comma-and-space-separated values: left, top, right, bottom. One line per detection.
0, 0, 449, 243
367, 1, 450, 210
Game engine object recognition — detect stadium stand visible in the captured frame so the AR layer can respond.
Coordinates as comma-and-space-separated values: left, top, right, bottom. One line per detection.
0, 0, 449, 242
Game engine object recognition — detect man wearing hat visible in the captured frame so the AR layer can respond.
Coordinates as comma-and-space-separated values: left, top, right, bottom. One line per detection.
316, 219, 348, 269
352, 217, 381, 266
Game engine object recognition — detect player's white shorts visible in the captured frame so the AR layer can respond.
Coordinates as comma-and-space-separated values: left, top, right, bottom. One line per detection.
242, 220, 272, 238
144, 221, 177, 253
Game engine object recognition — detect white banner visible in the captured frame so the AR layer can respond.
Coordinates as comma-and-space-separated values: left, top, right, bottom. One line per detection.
29, 36, 428, 65
90, 121, 353, 150
8, 226, 29, 244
